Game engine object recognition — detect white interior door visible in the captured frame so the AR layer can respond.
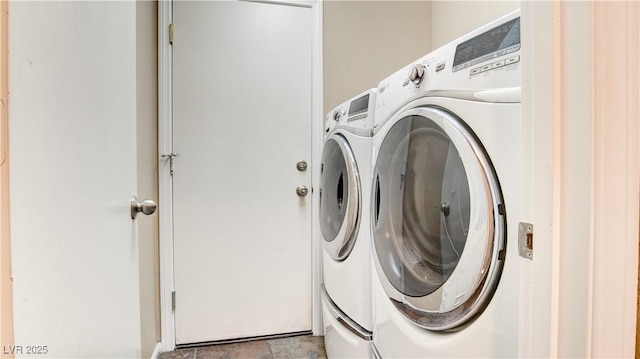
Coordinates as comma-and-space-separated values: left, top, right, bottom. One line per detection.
8, 2, 142, 357
172, 1, 313, 345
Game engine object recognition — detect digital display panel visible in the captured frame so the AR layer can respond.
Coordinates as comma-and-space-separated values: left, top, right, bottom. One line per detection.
453, 17, 520, 72
348, 94, 370, 116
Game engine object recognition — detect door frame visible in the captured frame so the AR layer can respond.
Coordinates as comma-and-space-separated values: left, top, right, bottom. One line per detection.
158, 0, 324, 351
521, 1, 640, 357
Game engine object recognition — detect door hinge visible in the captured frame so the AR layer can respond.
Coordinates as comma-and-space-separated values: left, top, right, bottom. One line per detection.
172, 291, 176, 311
169, 23, 175, 44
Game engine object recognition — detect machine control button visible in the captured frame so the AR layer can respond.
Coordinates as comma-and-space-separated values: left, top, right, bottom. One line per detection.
470, 67, 481, 76
347, 113, 367, 122
481, 64, 492, 72
506, 55, 520, 65
492, 60, 505, 69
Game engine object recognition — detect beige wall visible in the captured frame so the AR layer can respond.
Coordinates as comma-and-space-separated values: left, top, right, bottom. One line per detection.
0, 1, 13, 357
137, 2, 160, 358
323, 1, 432, 116
431, 1, 520, 49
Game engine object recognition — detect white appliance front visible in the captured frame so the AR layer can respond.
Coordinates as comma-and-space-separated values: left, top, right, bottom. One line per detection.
371, 10, 524, 358
320, 89, 377, 357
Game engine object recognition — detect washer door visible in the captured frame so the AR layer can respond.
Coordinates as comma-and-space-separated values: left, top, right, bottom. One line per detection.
320, 133, 361, 261
372, 107, 506, 331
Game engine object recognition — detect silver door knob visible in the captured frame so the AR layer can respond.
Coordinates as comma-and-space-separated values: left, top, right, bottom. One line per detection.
131, 196, 157, 219
296, 185, 309, 197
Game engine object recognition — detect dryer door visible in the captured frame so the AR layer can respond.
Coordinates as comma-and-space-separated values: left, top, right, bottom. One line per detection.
372, 107, 506, 331
320, 133, 361, 261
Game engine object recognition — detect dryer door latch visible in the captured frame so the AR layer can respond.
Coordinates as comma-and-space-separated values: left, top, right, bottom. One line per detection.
518, 222, 533, 260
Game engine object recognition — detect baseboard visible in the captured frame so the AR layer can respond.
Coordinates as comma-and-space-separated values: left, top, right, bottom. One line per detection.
151, 342, 162, 359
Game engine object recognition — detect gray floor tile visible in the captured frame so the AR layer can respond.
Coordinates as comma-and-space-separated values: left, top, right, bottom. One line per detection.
195, 340, 273, 359
160, 336, 326, 359
268, 335, 327, 359
159, 348, 196, 359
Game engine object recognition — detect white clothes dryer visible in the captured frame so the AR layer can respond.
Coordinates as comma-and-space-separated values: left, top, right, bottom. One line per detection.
370, 10, 524, 358
321, 89, 377, 358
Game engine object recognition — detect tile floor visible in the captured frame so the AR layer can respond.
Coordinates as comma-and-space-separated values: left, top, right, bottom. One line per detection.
159, 335, 327, 359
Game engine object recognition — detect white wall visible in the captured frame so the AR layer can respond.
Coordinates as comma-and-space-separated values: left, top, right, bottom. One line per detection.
431, 1, 520, 49
323, 1, 432, 116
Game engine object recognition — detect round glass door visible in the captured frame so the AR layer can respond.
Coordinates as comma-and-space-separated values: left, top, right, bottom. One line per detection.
320, 133, 361, 261
372, 107, 506, 331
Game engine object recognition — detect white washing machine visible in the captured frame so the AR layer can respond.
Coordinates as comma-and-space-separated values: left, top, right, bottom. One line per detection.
370, 10, 524, 358
321, 89, 377, 358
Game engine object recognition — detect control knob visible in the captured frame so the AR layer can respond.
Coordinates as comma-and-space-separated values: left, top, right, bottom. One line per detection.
332, 109, 346, 121
405, 63, 426, 87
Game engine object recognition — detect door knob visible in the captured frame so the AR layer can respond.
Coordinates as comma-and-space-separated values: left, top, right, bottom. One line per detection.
296, 185, 309, 197
131, 196, 157, 219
